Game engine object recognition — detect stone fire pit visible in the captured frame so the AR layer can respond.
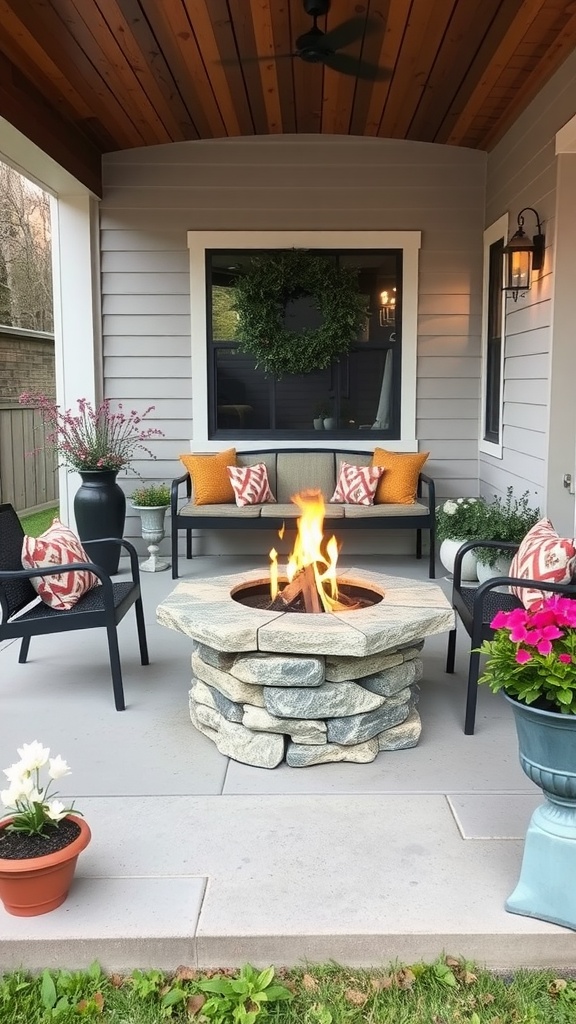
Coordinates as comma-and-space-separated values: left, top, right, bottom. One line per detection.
157, 568, 454, 768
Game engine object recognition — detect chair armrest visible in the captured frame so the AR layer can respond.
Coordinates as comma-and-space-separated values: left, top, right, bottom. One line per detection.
453, 539, 520, 590
472, 574, 576, 621
417, 473, 435, 512
171, 473, 191, 513
82, 536, 141, 585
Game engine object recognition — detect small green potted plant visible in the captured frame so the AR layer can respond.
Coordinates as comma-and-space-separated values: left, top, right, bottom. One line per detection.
476, 488, 540, 582
436, 497, 489, 579
477, 595, 576, 930
313, 401, 333, 430
130, 482, 171, 572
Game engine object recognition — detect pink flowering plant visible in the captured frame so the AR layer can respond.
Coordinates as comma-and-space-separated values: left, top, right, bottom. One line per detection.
19, 392, 163, 472
478, 595, 576, 713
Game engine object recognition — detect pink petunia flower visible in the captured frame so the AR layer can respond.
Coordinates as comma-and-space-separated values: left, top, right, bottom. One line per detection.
558, 654, 572, 665
515, 648, 532, 664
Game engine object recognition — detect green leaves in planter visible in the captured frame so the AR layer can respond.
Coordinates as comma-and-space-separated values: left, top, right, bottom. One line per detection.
479, 487, 540, 567
130, 483, 170, 507
233, 249, 369, 377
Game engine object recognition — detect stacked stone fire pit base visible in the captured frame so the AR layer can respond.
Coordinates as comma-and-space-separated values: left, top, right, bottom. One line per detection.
189, 641, 424, 768
157, 568, 455, 769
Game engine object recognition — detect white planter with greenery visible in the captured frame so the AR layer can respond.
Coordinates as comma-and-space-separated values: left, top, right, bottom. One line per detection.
130, 483, 170, 573
436, 497, 487, 580
476, 488, 540, 580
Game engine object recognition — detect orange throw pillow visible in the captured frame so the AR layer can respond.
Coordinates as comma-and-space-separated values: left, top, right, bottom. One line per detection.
179, 448, 237, 505
371, 448, 429, 504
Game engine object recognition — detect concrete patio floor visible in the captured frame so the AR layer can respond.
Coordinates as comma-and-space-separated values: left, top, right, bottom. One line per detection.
1, 553, 573, 973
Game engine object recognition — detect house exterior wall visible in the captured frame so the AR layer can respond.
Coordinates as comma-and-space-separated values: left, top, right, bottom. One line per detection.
101, 135, 486, 550
484, 48, 576, 531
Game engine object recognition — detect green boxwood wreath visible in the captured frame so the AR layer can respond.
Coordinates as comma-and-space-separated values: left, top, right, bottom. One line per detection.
232, 249, 369, 377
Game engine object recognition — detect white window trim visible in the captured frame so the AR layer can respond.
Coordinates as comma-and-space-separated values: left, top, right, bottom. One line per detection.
479, 214, 508, 459
187, 229, 421, 451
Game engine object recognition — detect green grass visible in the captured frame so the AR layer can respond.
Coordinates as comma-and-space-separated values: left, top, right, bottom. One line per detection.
1, 958, 576, 1024
18, 506, 58, 537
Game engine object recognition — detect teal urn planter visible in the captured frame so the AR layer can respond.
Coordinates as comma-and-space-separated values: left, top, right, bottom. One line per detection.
504, 693, 576, 930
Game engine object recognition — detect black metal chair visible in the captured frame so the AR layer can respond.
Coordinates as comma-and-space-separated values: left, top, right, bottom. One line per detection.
0, 502, 149, 710
446, 538, 576, 735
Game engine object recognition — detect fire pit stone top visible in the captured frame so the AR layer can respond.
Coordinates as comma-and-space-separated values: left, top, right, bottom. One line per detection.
157, 568, 455, 657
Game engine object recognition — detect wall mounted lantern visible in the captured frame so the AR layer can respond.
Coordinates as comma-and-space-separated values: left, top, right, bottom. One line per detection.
379, 287, 396, 325
502, 207, 545, 301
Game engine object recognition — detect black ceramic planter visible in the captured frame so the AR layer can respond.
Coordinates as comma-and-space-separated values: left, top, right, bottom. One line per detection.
74, 470, 126, 574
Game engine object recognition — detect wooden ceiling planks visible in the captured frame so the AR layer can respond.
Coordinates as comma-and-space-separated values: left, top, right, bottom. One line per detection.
225, 0, 271, 136
94, 0, 192, 143
2, 0, 146, 148
139, 0, 226, 139
377, 0, 459, 140
268, 0, 296, 134
188, 0, 252, 137
437, 0, 547, 146
405, 0, 503, 144
321, 0, 364, 136
1, 0, 576, 194
360, 0, 412, 137
60, 0, 171, 146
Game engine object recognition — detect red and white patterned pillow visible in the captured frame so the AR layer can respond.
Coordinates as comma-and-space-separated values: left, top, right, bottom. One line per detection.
330, 462, 385, 505
509, 518, 576, 609
227, 463, 276, 507
21, 519, 99, 611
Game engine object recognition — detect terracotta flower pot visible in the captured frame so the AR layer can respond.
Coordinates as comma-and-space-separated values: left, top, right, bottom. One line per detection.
0, 815, 91, 917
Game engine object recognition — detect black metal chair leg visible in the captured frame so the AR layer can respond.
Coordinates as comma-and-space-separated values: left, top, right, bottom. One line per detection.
416, 528, 422, 560
134, 597, 149, 665
19, 636, 31, 663
429, 528, 436, 578
446, 628, 456, 673
106, 624, 126, 711
186, 530, 192, 560
464, 648, 481, 735
171, 525, 179, 579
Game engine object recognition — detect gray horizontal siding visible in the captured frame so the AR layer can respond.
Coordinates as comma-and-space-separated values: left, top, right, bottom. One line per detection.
101, 134, 486, 542
483, 48, 576, 524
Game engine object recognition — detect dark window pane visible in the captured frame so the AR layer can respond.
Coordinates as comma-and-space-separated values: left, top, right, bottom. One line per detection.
207, 249, 402, 440
484, 239, 503, 444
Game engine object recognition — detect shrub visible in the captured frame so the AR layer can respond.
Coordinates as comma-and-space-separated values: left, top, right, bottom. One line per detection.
479, 488, 540, 567
436, 497, 488, 543
130, 483, 170, 507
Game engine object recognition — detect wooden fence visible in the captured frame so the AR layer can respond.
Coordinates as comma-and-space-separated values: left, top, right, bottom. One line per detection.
0, 402, 59, 513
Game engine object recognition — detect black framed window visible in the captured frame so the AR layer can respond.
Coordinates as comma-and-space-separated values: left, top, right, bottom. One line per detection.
484, 239, 504, 444
206, 249, 402, 440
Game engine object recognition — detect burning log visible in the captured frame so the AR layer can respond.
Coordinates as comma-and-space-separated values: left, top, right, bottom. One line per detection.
275, 564, 322, 613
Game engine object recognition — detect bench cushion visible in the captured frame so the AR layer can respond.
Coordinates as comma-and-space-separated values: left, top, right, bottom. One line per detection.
342, 501, 429, 518
178, 503, 261, 518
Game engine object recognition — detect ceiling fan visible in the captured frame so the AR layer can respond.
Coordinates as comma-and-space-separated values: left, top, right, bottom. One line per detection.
291, 0, 387, 81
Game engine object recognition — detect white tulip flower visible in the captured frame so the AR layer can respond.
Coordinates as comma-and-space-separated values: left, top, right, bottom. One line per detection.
1, 743, 78, 835
17, 741, 50, 772
45, 800, 67, 821
3, 761, 27, 784
48, 756, 71, 780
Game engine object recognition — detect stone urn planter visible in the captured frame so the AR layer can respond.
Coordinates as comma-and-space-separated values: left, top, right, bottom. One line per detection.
0, 815, 91, 917
504, 694, 576, 931
131, 503, 170, 572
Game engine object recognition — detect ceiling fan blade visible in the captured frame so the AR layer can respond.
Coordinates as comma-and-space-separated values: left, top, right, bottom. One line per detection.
323, 52, 389, 81
322, 14, 379, 52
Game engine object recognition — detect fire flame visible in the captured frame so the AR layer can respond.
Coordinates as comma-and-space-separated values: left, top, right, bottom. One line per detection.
269, 489, 343, 612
